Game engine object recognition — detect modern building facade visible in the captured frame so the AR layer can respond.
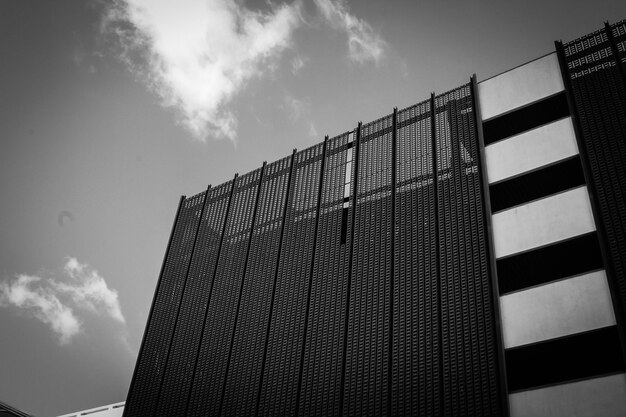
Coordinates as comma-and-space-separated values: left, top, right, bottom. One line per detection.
57, 402, 125, 417
124, 21, 626, 416
0, 400, 33, 417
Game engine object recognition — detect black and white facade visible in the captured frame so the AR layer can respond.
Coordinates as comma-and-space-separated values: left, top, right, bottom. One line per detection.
124, 21, 626, 416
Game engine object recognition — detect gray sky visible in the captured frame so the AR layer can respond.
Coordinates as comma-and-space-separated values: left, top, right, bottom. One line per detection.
1, 0, 625, 415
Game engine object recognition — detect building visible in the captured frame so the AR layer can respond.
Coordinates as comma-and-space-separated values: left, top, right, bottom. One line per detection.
0, 400, 33, 417
123, 21, 626, 416
57, 402, 125, 417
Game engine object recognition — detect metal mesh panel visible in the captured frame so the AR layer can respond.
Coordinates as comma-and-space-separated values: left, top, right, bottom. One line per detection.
258, 145, 324, 416
435, 85, 500, 416
127, 87, 507, 416
344, 116, 393, 416
299, 133, 353, 416
124, 193, 205, 417
154, 182, 233, 416
613, 20, 626, 62
221, 157, 292, 416
393, 99, 441, 416
563, 26, 626, 334
187, 169, 262, 416
564, 28, 614, 79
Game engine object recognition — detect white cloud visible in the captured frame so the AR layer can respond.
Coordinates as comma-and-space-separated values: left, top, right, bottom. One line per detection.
0, 258, 125, 345
308, 122, 319, 138
58, 257, 125, 324
0, 275, 81, 345
102, 0, 303, 142
314, 0, 386, 64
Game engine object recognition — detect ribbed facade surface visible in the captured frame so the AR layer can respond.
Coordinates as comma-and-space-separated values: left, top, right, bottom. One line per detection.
125, 21, 626, 417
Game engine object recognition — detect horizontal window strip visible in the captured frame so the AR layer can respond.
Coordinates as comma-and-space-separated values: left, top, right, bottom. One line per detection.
483, 92, 569, 145
490, 156, 585, 213
505, 326, 625, 392
500, 270, 615, 349
509, 373, 626, 417
497, 232, 604, 294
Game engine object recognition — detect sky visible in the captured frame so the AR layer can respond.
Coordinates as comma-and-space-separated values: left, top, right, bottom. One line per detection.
0, 0, 625, 415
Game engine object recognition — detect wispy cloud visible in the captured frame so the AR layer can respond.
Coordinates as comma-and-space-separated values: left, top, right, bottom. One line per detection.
59, 258, 125, 323
291, 55, 308, 74
0, 275, 80, 345
102, 0, 303, 142
313, 0, 386, 65
0, 258, 125, 345
281, 94, 310, 122
57, 210, 75, 227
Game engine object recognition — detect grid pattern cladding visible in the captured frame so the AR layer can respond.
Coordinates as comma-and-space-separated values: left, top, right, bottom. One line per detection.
259, 145, 324, 416
222, 156, 292, 416
154, 181, 233, 416
393, 99, 440, 416
612, 20, 626, 62
124, 193, 205, 417
563, 22, 626, 331
127, 89, 506, 416
435, 85, 500, 416
344, 116, 393, 416
299, 133, 354, 416
187, 169, 262, 416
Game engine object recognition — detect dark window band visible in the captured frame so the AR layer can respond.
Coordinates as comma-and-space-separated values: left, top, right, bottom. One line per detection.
490, 156, 585, 213
340, 207, 349, 244
483, 92, 570, 145
497, 232, 604, 294
505, 326, 625, 392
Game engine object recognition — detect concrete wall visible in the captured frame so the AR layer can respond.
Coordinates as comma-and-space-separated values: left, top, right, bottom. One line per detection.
500, 270, 615, 348
485, 117, 578, 184
479, 50, 624, 416
492, 186, 595, 258
478, 53, 564, 120
509, 374, 626, 417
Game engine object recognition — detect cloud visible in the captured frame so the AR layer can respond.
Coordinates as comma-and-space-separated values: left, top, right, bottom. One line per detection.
291, 55, 308, 74
0, 258, 125, 345
399, 60, 410, 78
59, 257, 126, 323
313, 0, 386, 64
58, 210, 75, 227
0, 275, 81, 345
281, 94, 310, 122
102, 0, 303, 142
308, 122, 319, 138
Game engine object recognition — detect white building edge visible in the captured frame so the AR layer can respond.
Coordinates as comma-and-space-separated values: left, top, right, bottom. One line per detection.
56, 402, 124, 417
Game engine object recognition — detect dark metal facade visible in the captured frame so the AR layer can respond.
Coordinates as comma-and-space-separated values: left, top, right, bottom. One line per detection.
188, 168, 262, 416
125, 80, 505, 416
435, 86, 500, 415
557, 19, 626, 355
125, 194, 204, 417
300, 132, 353, 415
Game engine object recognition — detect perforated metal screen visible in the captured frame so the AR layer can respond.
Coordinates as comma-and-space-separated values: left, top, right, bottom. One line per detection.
187, 169, 262, 416
125, 86, 503, 416
344, 116, 393, 416
221, 156, 292, 416
125, 193, 205, 417
394, 99, 439, 415
299, 133, 353, 416
435, 86, 500, 415
560, 20, 626, 346
259, 145, 324, 416
156, 182, 233, 416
